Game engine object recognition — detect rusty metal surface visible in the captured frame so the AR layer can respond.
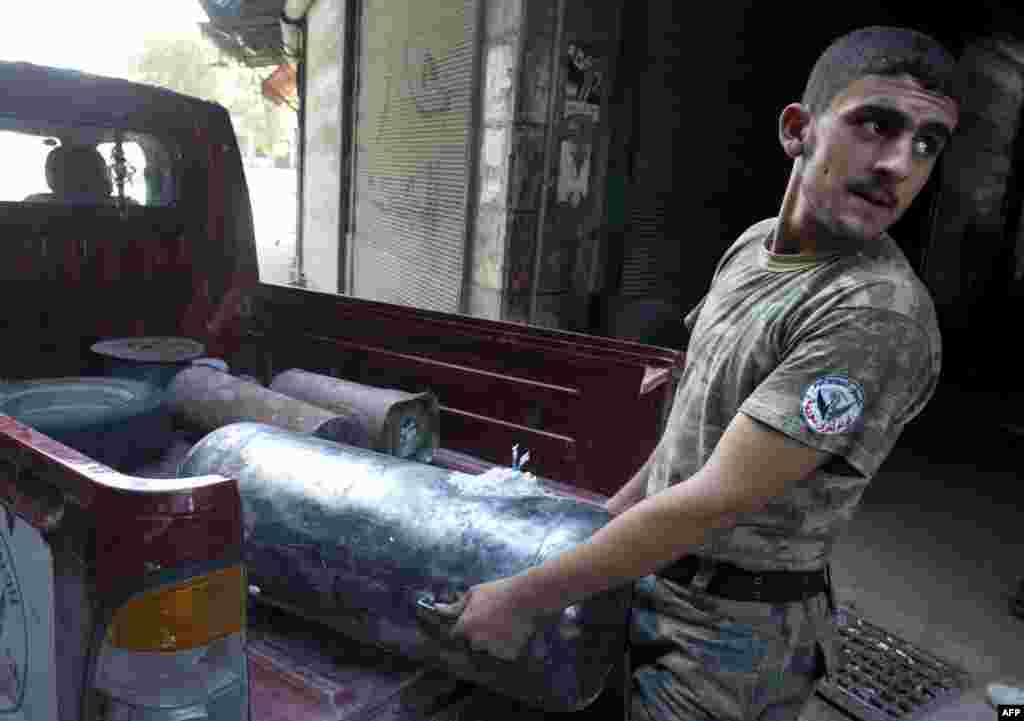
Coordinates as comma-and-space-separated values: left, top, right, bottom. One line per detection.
167, 365, 374, 449
90, 337, 206, 363
270, 369, 439, 462
247, 602, 460, 721
816, 606, 973, 721
179, 422, 630, 712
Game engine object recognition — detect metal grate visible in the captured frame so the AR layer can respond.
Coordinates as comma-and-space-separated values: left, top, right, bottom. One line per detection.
816, 606, 972, 721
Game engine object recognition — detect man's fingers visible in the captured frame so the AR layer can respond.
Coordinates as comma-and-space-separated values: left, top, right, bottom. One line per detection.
493, 642, 522, 661
449, 618, 467, 642
430, 592, 470, 641
429, 588, 531, 660
432, 592, 469, 618
482, 635, 527, 661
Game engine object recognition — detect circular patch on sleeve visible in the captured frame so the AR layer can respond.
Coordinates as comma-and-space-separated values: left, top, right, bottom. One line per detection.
801, 376, 865, 434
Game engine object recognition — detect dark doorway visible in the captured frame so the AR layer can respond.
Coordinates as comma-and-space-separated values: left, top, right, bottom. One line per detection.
599, 2, 1024, 388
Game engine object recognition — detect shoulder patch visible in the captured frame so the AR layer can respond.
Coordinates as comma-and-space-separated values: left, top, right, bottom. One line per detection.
801, 376, 865, 434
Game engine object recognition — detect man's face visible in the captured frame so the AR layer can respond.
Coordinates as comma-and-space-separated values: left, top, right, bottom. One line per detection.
795, 74, 959, 244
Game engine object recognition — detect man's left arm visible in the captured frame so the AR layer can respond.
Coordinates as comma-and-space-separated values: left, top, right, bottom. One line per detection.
448, 413, 830, 658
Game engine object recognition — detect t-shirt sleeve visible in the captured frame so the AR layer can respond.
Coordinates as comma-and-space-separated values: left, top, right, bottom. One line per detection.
683, 296, 706, 333
739, 307, 938, 478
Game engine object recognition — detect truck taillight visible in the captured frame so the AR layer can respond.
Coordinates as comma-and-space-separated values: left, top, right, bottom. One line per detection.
93, 565, 250, 720
107, 565, 246, 652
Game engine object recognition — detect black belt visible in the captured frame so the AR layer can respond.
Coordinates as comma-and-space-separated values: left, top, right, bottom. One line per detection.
657, 555, 828, 604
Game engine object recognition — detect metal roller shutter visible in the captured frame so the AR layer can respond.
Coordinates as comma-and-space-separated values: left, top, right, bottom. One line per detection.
348, 0, 479, 313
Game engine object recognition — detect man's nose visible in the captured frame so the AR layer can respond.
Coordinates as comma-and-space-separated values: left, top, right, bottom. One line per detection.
873, 135, 915, 181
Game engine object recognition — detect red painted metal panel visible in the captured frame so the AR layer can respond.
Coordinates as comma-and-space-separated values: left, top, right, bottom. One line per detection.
0, 414, 241, 597
94, 510, 240, 595
251, 290, 664, 394
0, 470, 63, 534
263, 284, 676, 359
244, 285, 678, 495
257, 285, 675, 370
207, 138, 226, 248
89, 238, 117, 340
5, 231, 207, 349
62, 236, 83, 285
279, 334, 582, 436
439, 406, 578, 483
14, 237, 40, 280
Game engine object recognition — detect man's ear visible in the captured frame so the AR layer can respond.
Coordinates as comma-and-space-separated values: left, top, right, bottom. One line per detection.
779, 103, 812, 159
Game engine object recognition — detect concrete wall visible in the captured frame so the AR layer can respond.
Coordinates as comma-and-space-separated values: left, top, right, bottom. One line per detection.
500, 0, 559, 326
300, 0, 345, 294
465, 0, 523, 320
470, 0, 624, 329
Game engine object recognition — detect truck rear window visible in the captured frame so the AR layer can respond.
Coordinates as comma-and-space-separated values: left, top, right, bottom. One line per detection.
0, 125, 176, 207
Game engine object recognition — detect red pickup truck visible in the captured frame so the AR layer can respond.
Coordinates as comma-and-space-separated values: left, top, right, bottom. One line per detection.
0, 61, 677, 721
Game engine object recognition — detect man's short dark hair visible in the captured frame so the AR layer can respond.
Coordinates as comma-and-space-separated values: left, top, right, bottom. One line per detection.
801, 27, 958, 116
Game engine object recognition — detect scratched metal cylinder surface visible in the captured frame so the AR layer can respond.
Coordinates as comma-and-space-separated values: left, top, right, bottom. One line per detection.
166, 365, 373, 449
178, 423, 630, 712
269, 368, 439, 462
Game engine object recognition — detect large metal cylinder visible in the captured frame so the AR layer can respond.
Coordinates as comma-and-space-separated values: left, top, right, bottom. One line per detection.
269, 369, 439, 462
166, 366, 373, 448
178, 423, 630, 712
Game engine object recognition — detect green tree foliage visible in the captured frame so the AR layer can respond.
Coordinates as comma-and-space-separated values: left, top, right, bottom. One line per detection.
129, 31, 294, 159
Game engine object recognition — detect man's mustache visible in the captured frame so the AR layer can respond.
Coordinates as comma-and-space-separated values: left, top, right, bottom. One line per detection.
846, 178, 897, 209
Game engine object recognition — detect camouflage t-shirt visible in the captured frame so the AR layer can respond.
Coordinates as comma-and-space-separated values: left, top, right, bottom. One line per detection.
647, 217, 941, 572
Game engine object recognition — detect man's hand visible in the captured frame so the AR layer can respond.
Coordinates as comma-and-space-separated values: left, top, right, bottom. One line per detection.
439, 577, 544, 661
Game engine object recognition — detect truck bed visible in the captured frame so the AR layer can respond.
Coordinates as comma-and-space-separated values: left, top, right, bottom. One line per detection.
245, 602, 611, 721
127, 433, 620, 721
246, 602, 458, 721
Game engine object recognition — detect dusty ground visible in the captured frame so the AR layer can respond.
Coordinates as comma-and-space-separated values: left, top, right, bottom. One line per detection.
801, 384, 1024, 720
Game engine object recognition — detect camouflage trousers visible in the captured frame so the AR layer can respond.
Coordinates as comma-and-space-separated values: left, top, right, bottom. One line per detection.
629, 574, 837, 721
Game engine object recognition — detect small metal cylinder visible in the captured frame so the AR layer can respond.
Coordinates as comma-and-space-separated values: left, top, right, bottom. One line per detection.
269, 369, 439, 461
166, 365, 372, 448
91, 336, 206, 389
179, 423, 630, 712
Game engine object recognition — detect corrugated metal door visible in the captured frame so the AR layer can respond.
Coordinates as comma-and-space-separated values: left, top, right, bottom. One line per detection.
347, 0, 480, 313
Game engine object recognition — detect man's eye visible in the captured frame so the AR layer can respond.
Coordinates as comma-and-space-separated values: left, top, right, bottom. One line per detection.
862, 119, 887, 136
914, 137, 940, 157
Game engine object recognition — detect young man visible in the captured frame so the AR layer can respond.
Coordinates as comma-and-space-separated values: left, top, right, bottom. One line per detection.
441, 27, 960, 720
